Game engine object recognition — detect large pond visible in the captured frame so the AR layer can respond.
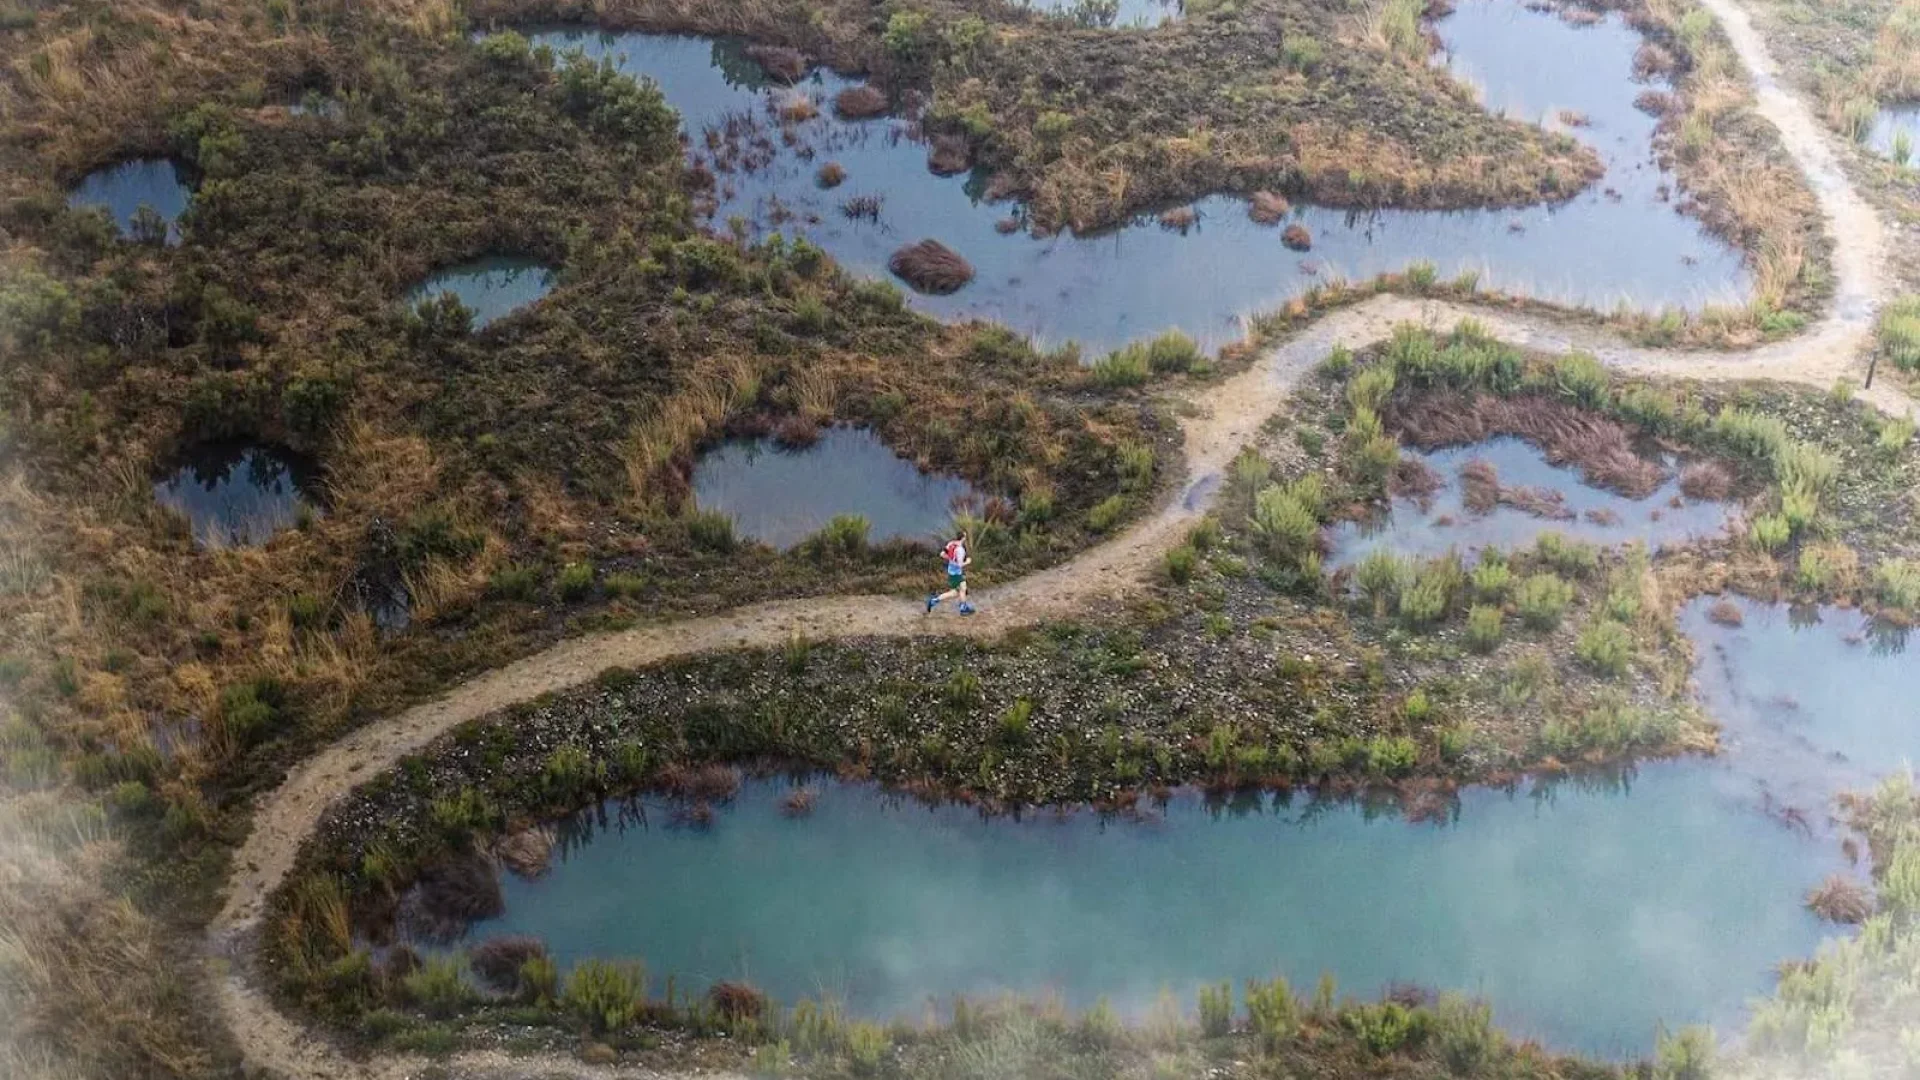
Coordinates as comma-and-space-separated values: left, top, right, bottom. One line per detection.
1324, 436, 1733, 568
153, 441, 322, 549
457, 600, 1920, 1057
67, 159, 192, 244
517, 0, 1744, 353
690, 426, 976, 550
403, 256, 556, 330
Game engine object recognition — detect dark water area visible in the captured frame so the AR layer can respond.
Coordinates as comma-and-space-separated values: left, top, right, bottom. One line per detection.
152, 441, 321, 549
520, 0, 1743, 354
67, 159, 192, 244
1324, 436, 1732, 568
689, 427, 976, 550
1867, 104, 1919, 162
402, 256, 556, 329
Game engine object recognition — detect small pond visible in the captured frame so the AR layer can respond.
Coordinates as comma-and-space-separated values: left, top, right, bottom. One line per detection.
153, 441, 321, 549
519, 0, 1744, 353
690, 426, 975, 550
403, 256, 556, 330
1323, 437, 1733, 568
1866, 104, 1920, 164
1020, 0, 1183, 28
67, 159, 192, 244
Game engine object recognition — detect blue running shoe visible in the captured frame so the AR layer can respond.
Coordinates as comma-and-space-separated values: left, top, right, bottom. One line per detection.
925, 594, 939, 613
958, 602, 976, 615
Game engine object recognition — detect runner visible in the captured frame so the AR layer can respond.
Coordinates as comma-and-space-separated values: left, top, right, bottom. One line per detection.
925, 531, 975, 615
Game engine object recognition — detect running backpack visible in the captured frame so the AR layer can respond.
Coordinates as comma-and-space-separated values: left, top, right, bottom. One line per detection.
941, 541, 962, 564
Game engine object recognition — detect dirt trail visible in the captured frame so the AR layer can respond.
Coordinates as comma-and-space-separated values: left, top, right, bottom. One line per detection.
207, 4, 1909, 1075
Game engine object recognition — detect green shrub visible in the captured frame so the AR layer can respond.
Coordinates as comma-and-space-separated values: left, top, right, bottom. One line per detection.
1875, 559, 1920, 611
846, 1020, 888, 1074
944, 667, 984, 708
1345, 1001, 1422, 1056
686, 510, 736, 552
1750, 513, 1791, 553
1653, 1024, 1714, 1080
1433, 993, 1502, 1074
217, 678, 284, 747
1774, 442, 1837, 494
556, 54, 677, 150
1347, 366, 1396, 412
1403, 689, 1432, 722
1281, 35, 1323, 72
564, 960, 645, 1034
996, 699, 1033, 745
1245, 977, 1299, 1052
1116, 442, 1154, 492
1143, 330, 1202, 373
488, 564, 539, 600
1399, 570, 1450, 627
1878, 417, 1915, 456
1515, 573, 1574, 630
883, 10, 931, 62
1088, 494, 1128, 532
403, 956, 475, 1019
1466, 604, 1504, 652
1251, 486, 1317, 556
1711, 408, 1790, 464
1356, 549, 1412, 616
1797, 545, 1846, 591
1575, 619, 1633, 678
807, 514, 870, 556
1367, 735, 1418, 777
1470, 558, 1512, 601
520, 955, 559, 1005
1552, 351, 1608, 407
1534, 532, 1598, 577
1405, 261, 1438, 291
557, 561, 595, 601
604, 571, 647, 599
1091, 345, 1150, 387
543, 744, 601, 800
1877, 295, 1920, 372
1165, 544, 1199, 584
1199, 981, 1233, 1037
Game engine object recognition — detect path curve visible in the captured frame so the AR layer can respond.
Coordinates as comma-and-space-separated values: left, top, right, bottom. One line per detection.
207, 3, 1909, 1074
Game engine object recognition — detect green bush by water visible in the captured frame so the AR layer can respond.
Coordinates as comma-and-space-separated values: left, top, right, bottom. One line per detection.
1516, 573, 1574, 629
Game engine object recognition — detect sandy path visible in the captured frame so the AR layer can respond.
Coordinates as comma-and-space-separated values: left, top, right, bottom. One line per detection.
205, 3, 1910, 1075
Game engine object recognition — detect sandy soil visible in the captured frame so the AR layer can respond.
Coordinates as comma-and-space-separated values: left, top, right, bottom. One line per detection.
203, 0, 1913, 1074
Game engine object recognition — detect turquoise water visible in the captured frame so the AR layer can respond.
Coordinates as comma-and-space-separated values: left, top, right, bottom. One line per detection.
67, 159, 192, 244
152, 441, 321, 548
402, 256, 556, 330
516, 0, 1744, 354
1325, 436, 1731, 568
690, 427, 976, 550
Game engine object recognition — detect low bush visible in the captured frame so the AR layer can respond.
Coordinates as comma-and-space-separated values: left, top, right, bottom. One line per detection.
403, 956, 475, 1019
1165, 544, 1199, 584
1878, 294, 1920, 372
557, 561, 594, 601
1534, 532, 1598, 577
564, 960, 645, 1034
1515, 573, 1574, 629
1575, 619, 1633, 678
1470, 558, 1512, 601
1876, 559, 1920, 611
1367, 735, 1418, 777
1356, 549, 1412, 616
1245, 977, 1299, 1052
1091, 347, 1150, 387
1750, 513, 1791, 553
1466, 604, 1503, 652
1088, 494, 1128, 532
488, 564, 540, 600
686, 510, 736, 552
1199, 982, 1233, 1037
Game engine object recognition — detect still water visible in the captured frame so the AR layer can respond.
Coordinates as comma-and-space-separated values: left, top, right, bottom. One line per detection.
67, 159, 192, 244
402, 256, 556, 330
152, 441, 321, 548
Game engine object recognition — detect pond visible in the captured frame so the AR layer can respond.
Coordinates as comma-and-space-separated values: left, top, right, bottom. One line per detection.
152, 441, 322, 549
690, 426, 976, 550
402, 256, 556, 330
1019, 0, 1183, 28
1323, 436, 1733, 568
517, 0, 1744, 354
67, 159, 192, 244
1866, 103, 1919, 164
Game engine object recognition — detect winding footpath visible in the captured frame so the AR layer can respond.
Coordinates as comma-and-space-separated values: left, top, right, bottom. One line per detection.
208, 0, 1910, 1074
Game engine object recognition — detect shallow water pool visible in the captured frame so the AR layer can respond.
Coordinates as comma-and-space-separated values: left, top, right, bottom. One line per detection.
1324, 436, 1732, 567
519, 0, 1744, 354
67, 159, 192, 244
1866, 104, 1920, 164
690, 427, 976, 550
403, 256, 556, 330
153, 441, 321, 548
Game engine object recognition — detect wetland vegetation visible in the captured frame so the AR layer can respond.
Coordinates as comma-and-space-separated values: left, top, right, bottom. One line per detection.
0, 0, 1912, 1078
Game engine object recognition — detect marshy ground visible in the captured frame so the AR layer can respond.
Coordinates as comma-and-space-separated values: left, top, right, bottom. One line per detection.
1, 0, 1919, 1078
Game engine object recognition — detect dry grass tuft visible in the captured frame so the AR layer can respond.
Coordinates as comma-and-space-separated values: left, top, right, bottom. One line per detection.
1247, 190, 1291, 225
833, 85, 888, 119
744, 44, 807, 83
780, 786, 817, 817
468, 936, 548, 993
776, 93, 818, 124
1157, 206, 1198, 231
1707, 598, 1745, 627
888, 239, 975, 295
1806, 875, 1874, 924
1391, 393, 1664, 498
1459, 458, 1500, 514
927, 134, 970, 176
1282, 223, 1314, 251
1679, 461, 1733, 501
814, 161, 846, 188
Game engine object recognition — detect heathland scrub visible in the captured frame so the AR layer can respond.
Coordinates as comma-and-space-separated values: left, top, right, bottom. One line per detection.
0, 0, 1901, 1075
